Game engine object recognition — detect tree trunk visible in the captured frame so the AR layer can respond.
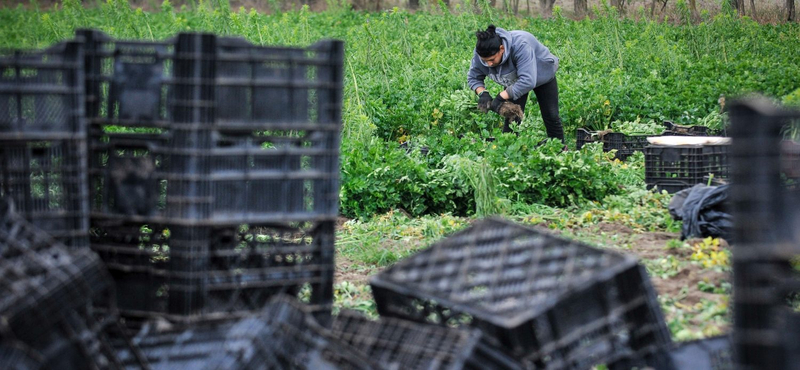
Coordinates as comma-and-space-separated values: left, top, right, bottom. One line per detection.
610, 0, 626, 15
688, 0, 699, 21
575, 0, 588, 17
749, 0, 757, 20
729, 0, 745, 15
539, 0, 555, 17
789, 0, 797, 22
409, 0, 419, 10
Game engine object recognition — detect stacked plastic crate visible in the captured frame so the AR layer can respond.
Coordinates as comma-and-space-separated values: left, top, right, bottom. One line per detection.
370, 218, 672, 369
0, 40, 90, 248
729, 98, 800, 370
80, 29, 344, 322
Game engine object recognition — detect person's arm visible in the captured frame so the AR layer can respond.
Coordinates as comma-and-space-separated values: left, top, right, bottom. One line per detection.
467, 53, 488, 95
507, 42, 537, 101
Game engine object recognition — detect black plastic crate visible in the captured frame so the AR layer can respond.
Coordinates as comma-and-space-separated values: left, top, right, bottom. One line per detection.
330, 310, 482, 370
0, 37, 90, 249
645, 144, 730, 194
643, 335, 733, 370
0, 198, 138, 369
603, 132, 651, 160
575, 127, 594, 150
90, 219, 335, 320
77, 29, 173, 127
663, 121, 710, 136
0, 40, 85, 139
0, 139, 90, 247
575, 128, 653, 161
665, 336, 733, 370
729, 98, 800, 370
81, 29, 344, 225
0, 340, 43, 369
780, 140, 800, 178
117, 295, 376, 369
370, 217, 671, 369
0, 198, 107, 341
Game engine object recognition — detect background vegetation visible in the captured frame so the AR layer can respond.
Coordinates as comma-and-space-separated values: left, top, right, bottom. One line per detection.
3, 0, 796, 218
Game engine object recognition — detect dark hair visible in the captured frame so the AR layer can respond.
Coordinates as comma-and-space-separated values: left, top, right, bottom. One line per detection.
475, 25, 502, 58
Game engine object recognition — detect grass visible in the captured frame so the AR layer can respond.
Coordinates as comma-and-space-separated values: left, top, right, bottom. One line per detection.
337, 210, 470, 266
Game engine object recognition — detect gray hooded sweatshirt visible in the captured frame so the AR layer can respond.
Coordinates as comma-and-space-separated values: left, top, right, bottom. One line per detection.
467, 28, 559, 101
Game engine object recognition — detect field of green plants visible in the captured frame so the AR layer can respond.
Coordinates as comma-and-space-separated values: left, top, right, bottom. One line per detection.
3, 0, 799, 341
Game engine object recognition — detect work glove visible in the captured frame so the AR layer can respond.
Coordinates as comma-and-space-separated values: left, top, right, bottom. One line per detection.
477, 91, 493, 113
490, 94, 507, 114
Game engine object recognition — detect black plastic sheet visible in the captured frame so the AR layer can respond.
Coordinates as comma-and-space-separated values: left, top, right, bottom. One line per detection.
668, 184, 733, 241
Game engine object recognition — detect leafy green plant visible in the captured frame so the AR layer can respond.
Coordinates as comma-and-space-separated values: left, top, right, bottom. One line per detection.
781, 88, 800, 140
441, 154, 503, 216
661, 295, 729, 340
340, 138, 437, 219
666, 239, 689, 250
696, 110, 728, 133
611, 117, 663, 136
333, 281, 377, 317
644, 255, 684, 279
698, 280, 731, 294
690, 237, 731, 271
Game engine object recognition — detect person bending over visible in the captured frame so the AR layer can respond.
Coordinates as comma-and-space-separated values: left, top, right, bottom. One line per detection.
468, 24, 564, 142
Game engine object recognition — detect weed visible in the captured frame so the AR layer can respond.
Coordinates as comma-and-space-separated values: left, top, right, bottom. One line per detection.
690, 237, 730, 271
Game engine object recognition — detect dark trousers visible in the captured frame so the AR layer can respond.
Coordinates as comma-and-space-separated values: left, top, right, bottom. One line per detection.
503, 77, 564, 142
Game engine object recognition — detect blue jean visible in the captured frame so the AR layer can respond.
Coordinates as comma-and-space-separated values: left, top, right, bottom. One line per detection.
503, 77, 564, 142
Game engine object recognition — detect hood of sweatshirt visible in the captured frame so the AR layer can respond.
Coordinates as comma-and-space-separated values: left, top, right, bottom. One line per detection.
477, 27, 512, 68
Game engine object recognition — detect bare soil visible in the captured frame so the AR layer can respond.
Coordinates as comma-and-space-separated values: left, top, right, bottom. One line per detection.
335, 255, 377, 285
622, 225, 729, 306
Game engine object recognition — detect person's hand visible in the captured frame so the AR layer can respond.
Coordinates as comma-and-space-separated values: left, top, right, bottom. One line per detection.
477, 91, 493, 113
490, 94, 507, 114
